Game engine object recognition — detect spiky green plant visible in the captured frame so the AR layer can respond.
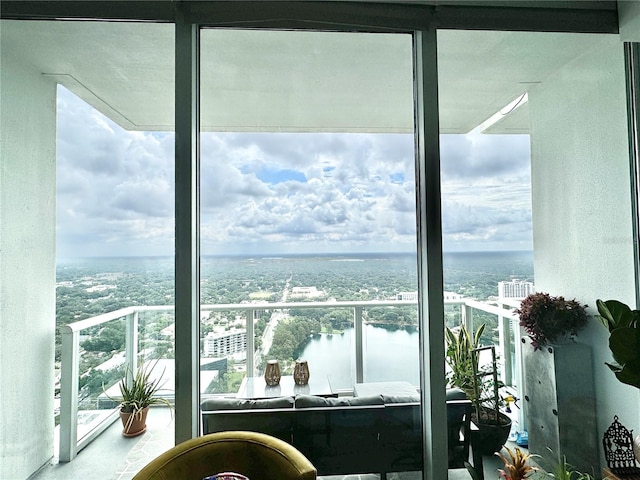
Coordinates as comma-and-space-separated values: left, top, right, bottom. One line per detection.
445, 323, 485, 402
543, 449, 594, 480
496, 446, 540, 480
106, 360, 173, 432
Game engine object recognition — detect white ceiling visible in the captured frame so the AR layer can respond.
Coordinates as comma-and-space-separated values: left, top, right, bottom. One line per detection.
1, 20, 611, 134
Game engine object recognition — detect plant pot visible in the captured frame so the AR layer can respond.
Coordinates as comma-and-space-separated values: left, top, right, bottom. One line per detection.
120, 406, 149, 437
470, 410, 512, 455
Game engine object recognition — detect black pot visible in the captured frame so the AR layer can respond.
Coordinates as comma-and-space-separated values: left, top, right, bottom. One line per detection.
470, 411, 512, 455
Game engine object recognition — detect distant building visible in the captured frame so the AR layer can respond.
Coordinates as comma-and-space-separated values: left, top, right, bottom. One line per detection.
396, 291, 418, 301
203, 328, 247, 357
290, 286, 324, 298
498, 279, 535, 300
444, 291, 464, 301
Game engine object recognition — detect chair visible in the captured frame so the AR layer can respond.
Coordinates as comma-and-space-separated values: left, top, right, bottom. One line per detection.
131, 431, 317, 480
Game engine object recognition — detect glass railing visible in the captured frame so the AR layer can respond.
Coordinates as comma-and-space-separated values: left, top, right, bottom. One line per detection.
58, 297, 519, 461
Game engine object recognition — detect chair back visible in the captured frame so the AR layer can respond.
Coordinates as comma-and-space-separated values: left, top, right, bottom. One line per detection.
132, 431, 316, 480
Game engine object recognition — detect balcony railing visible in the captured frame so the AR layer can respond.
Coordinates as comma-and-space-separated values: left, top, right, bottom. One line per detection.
58, 297, 519, 462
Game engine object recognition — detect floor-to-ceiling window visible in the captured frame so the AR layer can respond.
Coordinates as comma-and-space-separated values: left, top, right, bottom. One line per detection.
197, 27, 419, 396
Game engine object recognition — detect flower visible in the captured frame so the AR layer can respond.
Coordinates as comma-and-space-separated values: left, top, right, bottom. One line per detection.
516, 292, 588, 351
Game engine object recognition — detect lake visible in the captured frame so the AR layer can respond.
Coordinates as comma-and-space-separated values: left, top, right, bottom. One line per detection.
298, 324, 420, 391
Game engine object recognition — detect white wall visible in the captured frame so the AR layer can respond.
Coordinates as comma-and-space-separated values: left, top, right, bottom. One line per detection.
528, 35, 638, 472
0, 47, 57, 478
619, 0, 640, 42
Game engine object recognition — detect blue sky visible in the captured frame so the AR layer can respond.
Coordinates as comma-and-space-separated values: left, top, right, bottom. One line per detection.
56, 86, 532, 258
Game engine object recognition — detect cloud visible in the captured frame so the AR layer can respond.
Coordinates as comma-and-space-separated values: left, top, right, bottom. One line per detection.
56, 86, 532, 258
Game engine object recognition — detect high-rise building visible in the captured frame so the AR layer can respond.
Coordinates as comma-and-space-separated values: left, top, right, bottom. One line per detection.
203, 329, 247, 357
498, 279, 535, 300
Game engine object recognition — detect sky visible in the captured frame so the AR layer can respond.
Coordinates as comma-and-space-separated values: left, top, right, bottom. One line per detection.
56, 85, 532, 258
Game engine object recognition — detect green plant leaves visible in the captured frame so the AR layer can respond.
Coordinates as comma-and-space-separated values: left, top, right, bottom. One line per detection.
596, 299, 635, 331
597, 299, 640, 390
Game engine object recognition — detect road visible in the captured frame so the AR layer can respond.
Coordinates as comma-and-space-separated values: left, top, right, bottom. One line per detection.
253, 276, 291, 367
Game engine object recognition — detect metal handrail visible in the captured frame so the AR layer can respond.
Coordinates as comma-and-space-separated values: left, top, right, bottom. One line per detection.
58, 297, 517, 461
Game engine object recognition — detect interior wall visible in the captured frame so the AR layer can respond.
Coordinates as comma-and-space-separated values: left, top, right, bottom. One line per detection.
528, 34, 638, 472
0, 47, 57, 478
619, 0, 640, 42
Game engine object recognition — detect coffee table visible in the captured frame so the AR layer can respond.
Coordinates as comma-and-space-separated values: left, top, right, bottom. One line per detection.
237, 375, 336, 399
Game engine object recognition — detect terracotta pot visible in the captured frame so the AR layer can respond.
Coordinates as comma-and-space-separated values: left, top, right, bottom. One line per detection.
120, 406, 149, 437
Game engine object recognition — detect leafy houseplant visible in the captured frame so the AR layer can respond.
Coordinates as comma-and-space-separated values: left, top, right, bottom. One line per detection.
543, 449, 594, 480
110, 360, 172, 437
496, 446, 539, 480
596, 299, 640, 390
445, 324, 511, 454
516, 293, 588, 351
445, 323, 485, 400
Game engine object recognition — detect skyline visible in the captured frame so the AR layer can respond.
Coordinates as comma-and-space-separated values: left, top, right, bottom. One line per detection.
56, 85, 532, 258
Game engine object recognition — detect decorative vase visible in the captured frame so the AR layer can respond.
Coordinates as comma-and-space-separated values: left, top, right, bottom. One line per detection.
293, 360, 310, 385
120, 406, 149, 437
264, 359, 281, 386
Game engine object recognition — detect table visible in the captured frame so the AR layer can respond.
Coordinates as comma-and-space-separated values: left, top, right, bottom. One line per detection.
236, 375, 336, 399
353, 381, 419, 400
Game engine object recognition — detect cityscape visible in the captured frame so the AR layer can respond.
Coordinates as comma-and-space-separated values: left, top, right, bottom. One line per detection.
55, 250, 534, 419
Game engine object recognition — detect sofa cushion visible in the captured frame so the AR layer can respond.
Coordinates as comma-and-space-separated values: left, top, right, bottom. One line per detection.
381, 393, 420, 404
201, 396, 294, 411
446, 388, 467, 401
294, 394, 384, 408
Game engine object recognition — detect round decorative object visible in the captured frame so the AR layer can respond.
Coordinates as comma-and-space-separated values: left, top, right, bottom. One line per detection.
634, 434, 640, 463
293, 360, 310, 385
264, 360, 281, 386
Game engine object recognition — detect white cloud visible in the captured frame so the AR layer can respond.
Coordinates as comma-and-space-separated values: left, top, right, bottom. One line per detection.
56, 86, 532, 258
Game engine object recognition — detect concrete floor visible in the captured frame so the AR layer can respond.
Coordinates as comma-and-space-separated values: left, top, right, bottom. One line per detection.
30, 408, 503, 480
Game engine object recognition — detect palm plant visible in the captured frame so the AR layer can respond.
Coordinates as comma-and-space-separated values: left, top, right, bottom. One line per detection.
496, 446, 539, 480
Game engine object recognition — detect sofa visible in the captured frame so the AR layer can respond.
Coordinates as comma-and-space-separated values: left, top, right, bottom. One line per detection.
201, 390, 475, 478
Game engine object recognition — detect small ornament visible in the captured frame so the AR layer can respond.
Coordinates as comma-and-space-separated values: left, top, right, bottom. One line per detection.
603, 415, 640, 476
293, 360, 310, 385
264, 360, 281, 386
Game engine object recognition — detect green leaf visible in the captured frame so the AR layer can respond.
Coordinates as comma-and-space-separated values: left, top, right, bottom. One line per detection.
597, 299, 633, 331
609, 327, 640, 364
616, 360, 640, 390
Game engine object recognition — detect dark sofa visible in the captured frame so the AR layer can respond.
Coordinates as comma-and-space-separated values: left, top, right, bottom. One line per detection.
201, 392, 475, 478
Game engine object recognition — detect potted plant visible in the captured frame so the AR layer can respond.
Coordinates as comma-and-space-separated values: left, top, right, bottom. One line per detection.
108, 360, 172, 437
542, 449, 594, 480
596, 299, 640, 390
516, 292, 588, 351
445, 323, 511, 454
496, 446, 539, 480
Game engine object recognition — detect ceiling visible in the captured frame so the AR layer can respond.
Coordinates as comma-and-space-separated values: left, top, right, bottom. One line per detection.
1, 19, 610, 134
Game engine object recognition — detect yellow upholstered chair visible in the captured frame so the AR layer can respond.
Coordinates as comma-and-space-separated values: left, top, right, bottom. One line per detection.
132, 431, 317, 480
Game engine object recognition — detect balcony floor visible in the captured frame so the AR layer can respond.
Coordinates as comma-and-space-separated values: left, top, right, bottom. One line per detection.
33, 407, 502, 480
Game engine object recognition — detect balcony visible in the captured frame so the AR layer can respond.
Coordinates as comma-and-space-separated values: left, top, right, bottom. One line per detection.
52, 297, 520, 478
